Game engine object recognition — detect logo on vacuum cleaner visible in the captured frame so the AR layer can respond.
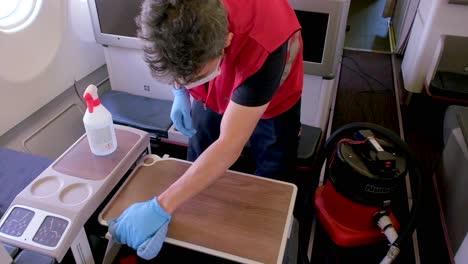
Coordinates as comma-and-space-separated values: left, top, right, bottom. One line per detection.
364, 184, 393, 194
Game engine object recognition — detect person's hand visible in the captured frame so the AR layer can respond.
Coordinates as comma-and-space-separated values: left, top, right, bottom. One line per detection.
171, 87, 197, 138
108, 198, 171, 260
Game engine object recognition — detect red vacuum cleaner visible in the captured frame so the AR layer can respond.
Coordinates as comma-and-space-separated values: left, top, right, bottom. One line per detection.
314, 123, 421, 263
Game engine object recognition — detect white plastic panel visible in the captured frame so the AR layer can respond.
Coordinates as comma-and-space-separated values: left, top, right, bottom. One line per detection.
392, 0, 420, 53
418, 0, 434, 24
401, 9, 425, 92
104, 46, 173, 101
69, 0, 96, 43
300, 74, 336, 131
401, 0, 468, 93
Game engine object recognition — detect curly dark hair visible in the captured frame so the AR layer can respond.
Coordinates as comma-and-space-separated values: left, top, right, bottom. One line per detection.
136, 0, 228, 85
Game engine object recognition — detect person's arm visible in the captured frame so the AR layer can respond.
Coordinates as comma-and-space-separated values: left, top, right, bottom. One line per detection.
158, 40, 288, 214
158, 100, 268, 213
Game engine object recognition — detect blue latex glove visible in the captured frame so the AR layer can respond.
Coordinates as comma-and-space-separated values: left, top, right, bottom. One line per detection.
108, 198, 171, 260
171, 87, 197, 138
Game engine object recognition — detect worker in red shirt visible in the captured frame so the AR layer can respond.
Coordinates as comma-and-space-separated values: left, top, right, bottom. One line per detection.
109, 0, 303, 259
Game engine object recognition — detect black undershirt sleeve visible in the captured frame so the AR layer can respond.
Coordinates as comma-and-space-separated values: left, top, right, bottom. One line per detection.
231, 40, 288, 107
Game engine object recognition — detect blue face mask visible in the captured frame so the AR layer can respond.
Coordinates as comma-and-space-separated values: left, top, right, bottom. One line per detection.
185, 57, 222, 89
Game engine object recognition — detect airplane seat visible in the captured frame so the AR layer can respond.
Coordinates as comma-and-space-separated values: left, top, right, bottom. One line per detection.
99, 87, 324, 175
99, 87, 323, 228
99, 86, 323, 260
439, 105, 468, 260
290, 125, 322, 264
292, 124, 322, 219
296, 124, 322, 169
100, 90, 173, 139
11, 249, 55, 264
0, 148, 52, 216
100, 89, 323, 170
0, 148, 56, 264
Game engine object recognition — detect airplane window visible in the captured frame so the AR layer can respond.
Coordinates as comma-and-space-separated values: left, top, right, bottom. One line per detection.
0, 1, 20, 19
0, 0, 42, 33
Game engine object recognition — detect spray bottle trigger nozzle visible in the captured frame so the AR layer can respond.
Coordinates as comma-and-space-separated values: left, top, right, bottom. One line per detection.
83, 92, 93, 101
83, 92, 100, 113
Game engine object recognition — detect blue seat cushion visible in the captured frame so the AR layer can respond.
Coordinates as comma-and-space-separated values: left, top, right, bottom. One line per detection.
0, 148, 52, 216
100, 90, 173, 138
14, 249, 55, 264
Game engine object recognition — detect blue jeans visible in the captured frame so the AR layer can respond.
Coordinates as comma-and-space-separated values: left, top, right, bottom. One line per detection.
188, 100, 301, 180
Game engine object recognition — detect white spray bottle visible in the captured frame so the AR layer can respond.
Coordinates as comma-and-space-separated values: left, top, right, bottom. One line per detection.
82, 85, 117, 156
